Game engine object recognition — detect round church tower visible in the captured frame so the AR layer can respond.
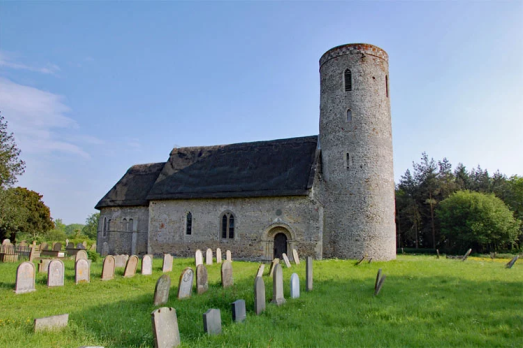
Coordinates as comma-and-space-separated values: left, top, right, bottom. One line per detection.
319, 43, 396, 260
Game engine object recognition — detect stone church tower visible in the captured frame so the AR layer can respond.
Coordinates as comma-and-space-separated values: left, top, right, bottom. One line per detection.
319, 44, 396, 260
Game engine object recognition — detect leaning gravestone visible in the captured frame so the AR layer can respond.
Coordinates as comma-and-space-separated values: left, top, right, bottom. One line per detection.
462, 248, 472, 261
254, 276, 265, 315
195, 249, 203, 267
47, 259, 65, 287
292, 249, 300, 265
39, 259, 51, 274
231, 299, 246, 323
375, 269, 382, 292
203, 309, 221, 335
221, 261, 233, 288
282, 253, 291, 268
124, 255, 139, 277
151, 307, 180, 348
101, 242, 109, 256
206, 248, 213, 265
216, 248, 222, 263
375, 274, 387, 296
256, 264, 265, 278
306, 256, 313, 292
142, 254, 153, 275
290, 273, 300, 299
506, 255, 519, 269
271, 264, 286, 305
196, 264, 208, 295
269, 258, 280, 277
53, 242, 62, 251
76, 250, 88, 262
226, 250, 232, 262
154, 275, 171, 306
15, 261, 36, 294
177, 268, 194, 300
34, 314, 69, 332
101, 255, 115, 281
162, 253, 173, 272
75, 259, 90, 284
115, 254, 129, 268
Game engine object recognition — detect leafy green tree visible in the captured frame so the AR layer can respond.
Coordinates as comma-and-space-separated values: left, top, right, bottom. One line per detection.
82, 213, 99, 239
65, 223, 85, 236
0, 114, 25, 189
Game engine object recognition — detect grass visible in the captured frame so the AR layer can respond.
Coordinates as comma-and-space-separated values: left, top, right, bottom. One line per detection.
0, 255, 521, 348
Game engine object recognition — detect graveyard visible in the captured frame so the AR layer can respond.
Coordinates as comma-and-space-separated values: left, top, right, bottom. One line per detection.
0, 253, 521, 348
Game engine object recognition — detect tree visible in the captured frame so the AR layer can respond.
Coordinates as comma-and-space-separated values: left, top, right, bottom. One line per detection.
82, 212, 99, 239
0, 114, 25, 189
65, 223, 85, 236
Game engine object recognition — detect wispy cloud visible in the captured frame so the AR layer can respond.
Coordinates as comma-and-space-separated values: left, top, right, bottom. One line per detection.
0, 51, 60, 74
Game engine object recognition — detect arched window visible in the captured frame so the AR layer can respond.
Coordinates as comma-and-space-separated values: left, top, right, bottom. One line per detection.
103, 217, 107, 237
128, 218, 133, 232
344, 69, 352, 91
122, 218, 127, 232
186, 212, 192, 235
347, 109, 352, 122
221, 212, 235, 239
385, 75, 389, 98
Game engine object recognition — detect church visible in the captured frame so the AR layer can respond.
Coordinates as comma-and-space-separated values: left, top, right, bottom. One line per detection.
95, 43, 396, 261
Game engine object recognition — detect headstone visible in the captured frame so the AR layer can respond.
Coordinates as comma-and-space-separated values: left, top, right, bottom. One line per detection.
115, 254, 129, 268
39, 259, 51, 273
256, 264, 265, 278
177, 267, 194, 299
47, 259, 65, 287
231, 299, 246, 323
90, 243, 97, 251
221, 260, 233, 288
19, 240, 27, 246
292, 249, 300, 265
271, 264, 286, 305
374, 269, 382, 292
205, 248, 213, 265
355, 255, 366, 265
374, 274, 387, 296
142, 254, 153, 275
290, 273, 300, 299
75, 259, 90, 284
28, 247, 36, 262
102, 242, 109, 256
77, 242, 86, 250
53, 242, 62, 251
306, 256, 313, 292
226, 250, 232, 262
254, 276, 265, 315
41, 242, 49, 250
203, 309, 221, 335
462, 248, 472, 261
196, 264, 208, 295
66, 239, 69, 246
154, 275, 171, 306
436, 249, 440, 259
269, 258, 280, 277
101, 255, 115, 281
506, 255, 519, 269
151, 307, 180, 348
368, 258, 373, 264
282, 253, 291, 268
124, 255, 139, 277
162, 253, 173, 272
2, 238, 10, 245
15, 261, 36, 294
216, 248, 222, 263
195, 249, 203, 267
82, 241, 88, 248
34, 314, 68, 332
76, 250, 88, 262
67, 242, 74, 249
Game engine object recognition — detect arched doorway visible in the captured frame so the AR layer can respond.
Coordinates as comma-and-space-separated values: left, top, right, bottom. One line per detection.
273, 233, 287, 259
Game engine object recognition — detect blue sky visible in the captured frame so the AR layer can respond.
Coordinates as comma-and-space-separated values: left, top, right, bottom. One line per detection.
1, 1, 521, 224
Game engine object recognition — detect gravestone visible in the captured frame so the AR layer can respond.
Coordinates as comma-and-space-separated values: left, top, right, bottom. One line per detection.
355, 255, 366, 265
375, 274, 387, 296
162, 253, 173, 272
462, 248, 472, 261
39, 259, 51, 273
177, 267, 194, 299
374, 269, 382, 292
47, 259, 65, 287
203, 309, 221, 335
254, 276, 265, 315
195, 249, 203, 267
102, 242, 109, 256
290, 273, 300, 299
221, 261, 233, 288
205, 248, 213, 265
256, 264, 265, 278
436, 249, 440, 259
142, 254, 153, 275
196, 264, 208, 295
231, 299, 246, 323
15, 261, 36, 294
154, 275, 171, 306
28, 247, 36, 262
216, 248, 222, 263
66, 239, 69, 246
115, 254, 129, 268
53, 242, 62, 251
83, 241, 88, 248
226, 250, 232, 262
66, 242, 74, 249
34, 314, 68, 332
151, 307, 180, 348
506, 255, 519, 269
2, 238, 10, 245
269, 258, 280, 277
292, 249, 300, 265
75, 259, 90, 284
76, 250, 88, 262
282, 253, 291, 268
124, 255, 139, 277
271, 264, 286, 305
90, 243, 97, 251
77, 242, 86, 250
101, 255, 115, 281
306, 256, 313, 292
41, 242, 49, 251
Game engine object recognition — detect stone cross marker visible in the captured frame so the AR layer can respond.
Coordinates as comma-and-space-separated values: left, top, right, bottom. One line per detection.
203, 309, 221, 335
226, 250, 232, 262
221, 261, 233, 288
76, 250, 88, 262
231, 299, 246, 323
142, 254, 153, 275
151, 307, 180, 348
282, 253, 291, 268
506, 255, 519, 269
15, 261, 36, 294
269, 258, 280, 277
195, 249, 203, 267
196, 264, 208, 295
124, 255, 139, 277
254, 276, 265, 315
177, 267, 194, 300
102, 242, 109, 256
216, 248, 222, 263
271, 264, 286, 305
101, 255, 115, 281
205, 248, 213, 265
47, 260, 65, 287
34, 314, 69, 332
290, 273, 300, 299
462, 248, 472, 261
292, 249, 300, 265
115, 254, 129, 268
154, 275, 171, 306
75, 259, 90, 284
163, 254, 173, 272
256, 264, 265, 278
306, 256, 313, 292
53, 242, 62, 251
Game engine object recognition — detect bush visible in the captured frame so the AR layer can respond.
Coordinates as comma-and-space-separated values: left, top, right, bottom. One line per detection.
87, 250, 100, 262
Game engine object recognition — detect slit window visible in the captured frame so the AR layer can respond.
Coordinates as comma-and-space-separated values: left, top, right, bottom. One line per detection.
386, 75, 389, 98
186, 212, 192, 235
346, 153, 350, 170
103, 217, 107, 237
347, 109, 352, 122
344, 69, 352, 91
221, 212, 235, 239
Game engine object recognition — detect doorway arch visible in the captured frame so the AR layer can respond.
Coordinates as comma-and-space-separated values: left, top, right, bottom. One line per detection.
273, 233, 287, 259
262, 224, 295, 261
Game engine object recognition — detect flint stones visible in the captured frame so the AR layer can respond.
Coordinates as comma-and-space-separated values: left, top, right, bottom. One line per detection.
124, 255, 139, 277
102, 242, 109, 256
256, 264, 265, 278
282, 253, 291, 268
290, 273, 300, 299
53, 242, 62, 251
34, 314, 68, 332
231, 299, 246, 323
47, 260, 65, 287
254, 276, 265, 315
75, 259, 90, 284
216, 248, 222, 263
15, 261, 36, 294
151, 307, 180, 348
226, 250, 232, 262
306, 257, 313, 292
205, 248, 213, 265
76, 250, 88, 262
292, 249, 300, 265
203, 309, 221, 335
196, 264, 208, 294
115, 254, 129, 268
269, 258, 280, 277
195, 249, 203, 266
221, 261, 233, 288
154, 275, 171, 306
39, 259, 51, 273
271, 264, 286, 305
101, 255, 115, 281
177, 268, 194, 299
142, 254, 153, 275
163, 254, 173, 272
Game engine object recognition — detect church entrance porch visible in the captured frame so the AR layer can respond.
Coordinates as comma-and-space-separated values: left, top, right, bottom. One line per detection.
273, 233, 287, 259
262, 224, 295, 261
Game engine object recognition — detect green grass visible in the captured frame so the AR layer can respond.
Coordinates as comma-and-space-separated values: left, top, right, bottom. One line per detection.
0, 255, 521, 347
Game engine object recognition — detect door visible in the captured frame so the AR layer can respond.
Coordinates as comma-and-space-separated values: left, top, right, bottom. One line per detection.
273, 233, 287, 259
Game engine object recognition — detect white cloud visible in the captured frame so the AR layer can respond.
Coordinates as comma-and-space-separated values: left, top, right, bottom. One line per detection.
0, 51, 60, 74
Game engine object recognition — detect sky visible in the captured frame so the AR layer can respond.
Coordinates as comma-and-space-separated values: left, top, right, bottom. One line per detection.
0, 1, 521, 224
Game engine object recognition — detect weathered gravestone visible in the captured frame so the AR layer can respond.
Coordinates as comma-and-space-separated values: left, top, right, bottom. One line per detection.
89, 243, 97, 251
34, 314, 68, 332
196, 264, 208, 295
53, 242, 62, 251
269, 258, 280, 277
77, 242, 86, 250
271, 264, 286, 305
15, 261, 36, 294
256, 264, 265, 278
355, 255, 366, 266
40, 242, 49, 251
66, 239, 69, 246
2, 238, 10, 245
154, 275, 171, 306
203, 309, 221, 335
231, 299, 246, 323
115, 254, 129, 268
290, 273, 300, 299
282, 253, 291, 268
102, 242, 109, 256
221, 261, 233, 288
76, 250, 88, 262
19, 240, 27, 246
75, 259, 90, 284
462, 248, 472, 261
28, 247, 37, 262
375, 269, 382, 292
195, 249, 203, 267
292, 249, 300, 265
47, 259, 65, 287
66, 242, 74, 249
101, 255, 115, 281
254, 276, 265, 315
151, 307, 180, 348
306, 256, 313, 292
506, 255, 519, 269
177, 268, 194, 300
216, 248, 222, 263
226, 250, 232, 262
83, 241, 88, 248
124, 255, 139, 277
142, 254, 153, 275
205, 248, 213, 265
39, 259, 51, 273
374, 270, 386, 296
162, 253, 173, 272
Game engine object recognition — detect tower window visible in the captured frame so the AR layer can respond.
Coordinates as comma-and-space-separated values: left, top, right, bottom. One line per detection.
122, 218, 127, 232
186, 212, 192, 235
344, 69, 352, 91
386, 75, 389, 98
221, 212, 235, 239
347, 109, 352, 122
346, 153, 350, 170
128, 218, 133, 232
103, 217, 107, 237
